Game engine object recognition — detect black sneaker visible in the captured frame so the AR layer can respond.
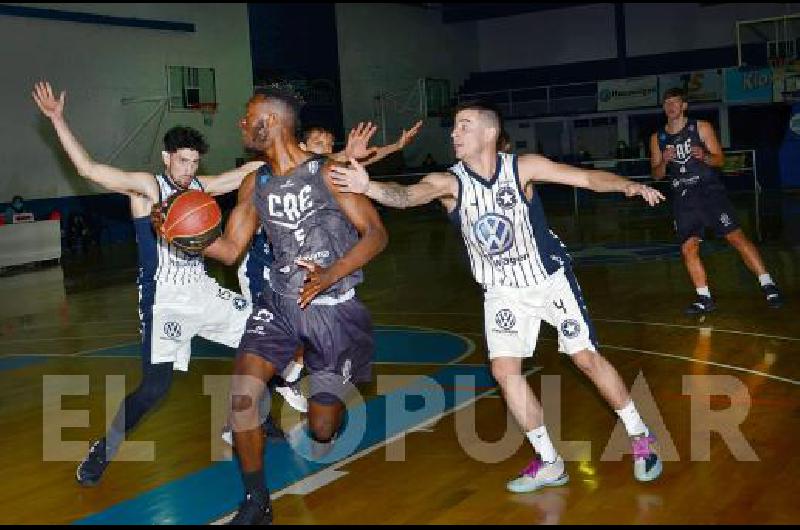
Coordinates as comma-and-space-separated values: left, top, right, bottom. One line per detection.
76, 439, 110, 487
228, 493, 273, 525
685, 295, 715, 315
762, 284, 784, 309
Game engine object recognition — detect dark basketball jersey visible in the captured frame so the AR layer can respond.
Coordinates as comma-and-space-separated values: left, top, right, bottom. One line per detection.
656, 119, 721, 199
253, 155, 362, 299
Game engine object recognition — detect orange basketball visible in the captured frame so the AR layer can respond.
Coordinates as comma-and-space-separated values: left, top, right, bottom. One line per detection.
160, 190, 222, 252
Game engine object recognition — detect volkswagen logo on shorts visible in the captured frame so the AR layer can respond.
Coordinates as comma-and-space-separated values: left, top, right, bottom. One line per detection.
233, 296, 248, 311
474, 214, 514, 255
495, 309, 516, 331
560, 319, 581, 339
163, 321, 181, 339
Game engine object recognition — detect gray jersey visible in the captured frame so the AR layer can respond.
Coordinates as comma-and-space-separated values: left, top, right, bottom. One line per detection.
253, 156, 363, 299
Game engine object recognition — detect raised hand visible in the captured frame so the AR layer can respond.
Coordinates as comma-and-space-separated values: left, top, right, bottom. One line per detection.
345, 121, 379, 160
32, 81, 65, 121
395, 120, 423, 149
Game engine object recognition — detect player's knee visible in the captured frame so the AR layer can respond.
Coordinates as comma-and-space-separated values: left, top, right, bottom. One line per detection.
135, 380, 171, 407
681, 239, 700, 258
230, 393, 255, 413
308, 416, 338, 443
571, 349, 600, 375
490, 359, 520, 387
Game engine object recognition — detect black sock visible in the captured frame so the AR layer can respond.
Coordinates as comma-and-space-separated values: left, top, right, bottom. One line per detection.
242, 470, 268, 502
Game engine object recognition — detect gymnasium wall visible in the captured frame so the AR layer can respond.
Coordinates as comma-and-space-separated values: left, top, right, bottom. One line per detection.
0, 3, 253, 203
335, 3, 478, 168
476, 3, 800, 72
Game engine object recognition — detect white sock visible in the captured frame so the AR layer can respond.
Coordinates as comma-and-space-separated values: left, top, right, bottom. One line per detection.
526, 425, 558, 463
696, 286, 711, 298
615, 400, 649, 437
282, 361, 303, 383
758, 273, 774, 287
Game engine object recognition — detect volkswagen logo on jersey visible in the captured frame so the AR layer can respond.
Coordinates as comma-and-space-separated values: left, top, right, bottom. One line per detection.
233, 296, 248, 311
560, 319, 581, 339
217, 288, 233, 300
308, 159, 320, 175
163, 321, 182, 339
495, 187, 518, 210
474, 214, 514, 256
495, 308, 516, 331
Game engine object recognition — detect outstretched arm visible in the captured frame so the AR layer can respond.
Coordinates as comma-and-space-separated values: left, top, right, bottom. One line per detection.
295, 162, 389, 308
518, 153, 665, 206
32, 81, 157, 199
202, 172, 259, 265
331, 120, 423, 166
198, 160, 265, 196
329, 159, 457, 209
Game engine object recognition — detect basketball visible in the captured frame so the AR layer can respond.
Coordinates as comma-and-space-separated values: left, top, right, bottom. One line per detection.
160, 189, 222, 253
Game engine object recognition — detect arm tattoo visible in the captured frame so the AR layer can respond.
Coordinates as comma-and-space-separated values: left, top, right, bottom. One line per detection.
371, 182, 412, 208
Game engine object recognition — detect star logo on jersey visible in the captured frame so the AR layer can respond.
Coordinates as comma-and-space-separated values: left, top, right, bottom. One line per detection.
495, 187, 517, 210
260, 174, 269, 186
720, 212, 731, 227
473, 214, 514, 256
495, 308, 516, 331
560, 319, 581, 339
233, 296, 248, 311
163, 321, 182, 339
308, 160, 320, 175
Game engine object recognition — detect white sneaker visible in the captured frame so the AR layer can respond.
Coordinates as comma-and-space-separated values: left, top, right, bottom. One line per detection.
506, 455, 569, 493
276, 381, 308, 413
632, 432, 663, 482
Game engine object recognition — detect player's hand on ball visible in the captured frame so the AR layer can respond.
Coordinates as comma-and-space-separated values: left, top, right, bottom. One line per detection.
295, 259, 336, 309
625, 183, 665, 206
150, 201, 166, 237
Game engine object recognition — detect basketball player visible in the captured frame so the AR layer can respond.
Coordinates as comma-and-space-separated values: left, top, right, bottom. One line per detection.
650, 87, 783, 314
230, 120, 423, 429
202, 87, 388, 524
330, 101, 665, 493
32, 81, 261, 486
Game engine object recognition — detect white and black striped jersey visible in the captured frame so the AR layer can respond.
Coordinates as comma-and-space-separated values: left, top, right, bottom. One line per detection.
133, 174, 207, 286
448, 153, 570, 289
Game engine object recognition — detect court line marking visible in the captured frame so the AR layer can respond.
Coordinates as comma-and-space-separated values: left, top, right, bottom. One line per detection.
374, 311, 800, 342
211, 365, 541, 525
601, 344, 800, 386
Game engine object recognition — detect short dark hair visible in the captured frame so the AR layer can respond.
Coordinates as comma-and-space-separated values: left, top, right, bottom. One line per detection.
163, 126, 208, 154
302, 125, 333, 143
663, 87, 687, 103
253, 81, 305, 128
453, 100, 503, 133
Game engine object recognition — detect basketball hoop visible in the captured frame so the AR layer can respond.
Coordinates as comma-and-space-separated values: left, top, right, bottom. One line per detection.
189, 102, 218, 126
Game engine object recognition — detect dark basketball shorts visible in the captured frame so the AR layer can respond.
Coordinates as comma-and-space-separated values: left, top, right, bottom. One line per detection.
673, 184, 740, 244
237, 288, 374, 405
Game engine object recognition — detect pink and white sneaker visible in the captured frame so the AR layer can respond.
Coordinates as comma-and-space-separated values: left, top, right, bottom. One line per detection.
506, 455, 569, 493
